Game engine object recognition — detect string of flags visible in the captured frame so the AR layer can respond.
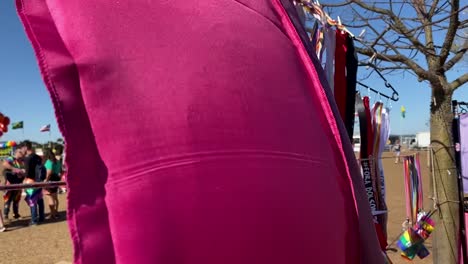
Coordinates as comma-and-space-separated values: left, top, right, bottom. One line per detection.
0, 116, 51, 139
5, 121, 50, 132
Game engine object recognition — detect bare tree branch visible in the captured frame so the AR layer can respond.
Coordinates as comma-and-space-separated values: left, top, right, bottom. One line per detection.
358, 63, 411, 71
320, 1, 352, 7
368, 43, 418, 50
352, 0, 435, 57
439, 0, 461, 65
355, 46, 432, 80
349, 4, 429, 63
449, 73, 468, 90
318, 0, 465, 85
443, 40, 468, 71
352, 0, 392, 15
342, 22, 369, 28
408, 5, 468, 34
412, 0, 437, 57
428, 0, 441, 17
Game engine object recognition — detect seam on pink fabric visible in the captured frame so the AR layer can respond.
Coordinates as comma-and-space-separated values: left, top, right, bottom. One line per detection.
270, 0, 359, 213
15, 1, 82, 262
108, 150, 330, 186
231, 0, 288, 39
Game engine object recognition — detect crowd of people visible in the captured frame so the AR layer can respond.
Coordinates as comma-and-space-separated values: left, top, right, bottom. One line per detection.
0, 141, 65, 232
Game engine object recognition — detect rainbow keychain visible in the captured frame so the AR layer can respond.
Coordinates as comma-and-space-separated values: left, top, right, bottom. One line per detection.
397, 211, 435, 259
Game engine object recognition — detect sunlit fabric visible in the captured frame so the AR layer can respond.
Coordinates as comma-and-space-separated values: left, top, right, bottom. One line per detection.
17, 0, 383, 263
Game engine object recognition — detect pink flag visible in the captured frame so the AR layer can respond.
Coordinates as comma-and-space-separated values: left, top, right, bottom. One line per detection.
17, 1, 383, 263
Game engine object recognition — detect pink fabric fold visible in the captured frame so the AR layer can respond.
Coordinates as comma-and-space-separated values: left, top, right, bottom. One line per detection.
17, 0, 383, 263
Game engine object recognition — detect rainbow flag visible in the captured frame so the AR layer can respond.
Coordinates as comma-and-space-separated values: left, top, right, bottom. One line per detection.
25, 188, 43, 207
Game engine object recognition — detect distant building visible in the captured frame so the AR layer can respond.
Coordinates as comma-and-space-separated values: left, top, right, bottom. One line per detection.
401, 135, 417, 147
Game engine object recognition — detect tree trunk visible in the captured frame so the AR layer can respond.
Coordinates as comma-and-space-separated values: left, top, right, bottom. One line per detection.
431, 86, 459, 264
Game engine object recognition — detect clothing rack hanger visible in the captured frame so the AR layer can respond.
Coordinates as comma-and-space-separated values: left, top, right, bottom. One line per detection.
453, 100, 468, 115
296, 0, 400, 103
357, 63, 400, 102
356, 81, 399, 102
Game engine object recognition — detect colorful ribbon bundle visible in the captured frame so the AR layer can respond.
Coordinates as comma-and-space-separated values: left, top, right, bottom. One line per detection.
397, 154, 434, 260
403, 154, 423, 225
356, 96, 394, 261
397, 211, 435, 260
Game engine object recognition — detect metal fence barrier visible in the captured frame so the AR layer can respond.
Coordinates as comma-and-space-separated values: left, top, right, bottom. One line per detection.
0, 181, 66, 191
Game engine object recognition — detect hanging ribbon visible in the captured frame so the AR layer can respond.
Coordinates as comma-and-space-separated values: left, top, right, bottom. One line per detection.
356, 95, 389, 251
403, 154, 423, 224
372, 103, 383, 164
357, 96, 377, 211
398, 154, 434, 260
372, 102, 389, 238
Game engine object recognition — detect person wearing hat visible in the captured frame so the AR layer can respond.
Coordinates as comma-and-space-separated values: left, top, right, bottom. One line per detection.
20, 140, 46, 225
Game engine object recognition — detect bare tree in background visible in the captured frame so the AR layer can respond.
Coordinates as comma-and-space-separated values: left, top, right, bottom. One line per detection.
316, 1, 467, 263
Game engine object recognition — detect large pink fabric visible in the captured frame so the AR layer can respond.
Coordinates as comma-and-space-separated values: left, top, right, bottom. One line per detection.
17, 0, 384, 263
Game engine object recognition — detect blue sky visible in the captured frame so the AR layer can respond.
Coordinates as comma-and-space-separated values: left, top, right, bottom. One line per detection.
1, 1, 60, 143
0, 1, 466, 143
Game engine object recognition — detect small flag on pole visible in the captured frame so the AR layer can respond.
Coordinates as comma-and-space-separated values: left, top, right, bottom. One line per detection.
401, 106, 406, 118
40, 124, 51, 132
12, 121, 24, 130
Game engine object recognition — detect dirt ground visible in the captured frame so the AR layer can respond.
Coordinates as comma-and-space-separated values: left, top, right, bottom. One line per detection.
0, 151, 436, 263
0, 194, 71, 264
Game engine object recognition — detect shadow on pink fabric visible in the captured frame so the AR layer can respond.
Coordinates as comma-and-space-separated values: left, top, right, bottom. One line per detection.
17, 0, 384, 263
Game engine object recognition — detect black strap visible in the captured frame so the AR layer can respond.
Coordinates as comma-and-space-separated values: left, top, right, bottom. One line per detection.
345, 36, 358, 141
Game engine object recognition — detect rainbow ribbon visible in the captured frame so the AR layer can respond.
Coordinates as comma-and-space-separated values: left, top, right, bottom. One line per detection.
403, 154, 423, 225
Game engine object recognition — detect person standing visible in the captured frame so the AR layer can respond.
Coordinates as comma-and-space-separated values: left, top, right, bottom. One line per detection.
2, 148, 25, 221
56, 152, 67, 194
20, 141, 45, 225
0, 214, 5, 232
43, 149, 61, 219
394, 140, 402, 164
23, 177, 44, 225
